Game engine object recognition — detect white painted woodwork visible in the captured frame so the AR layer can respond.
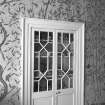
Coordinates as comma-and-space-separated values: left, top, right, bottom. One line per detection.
22, 18, 84, 105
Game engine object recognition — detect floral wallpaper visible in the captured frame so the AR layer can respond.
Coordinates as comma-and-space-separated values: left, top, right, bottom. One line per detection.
0, 0, 26, 105
0, 0, 105, 105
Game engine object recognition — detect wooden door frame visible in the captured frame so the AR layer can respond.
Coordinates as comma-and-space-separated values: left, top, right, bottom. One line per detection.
22, 18, 84, 105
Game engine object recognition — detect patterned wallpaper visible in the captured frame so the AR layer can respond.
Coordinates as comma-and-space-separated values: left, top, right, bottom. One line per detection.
0, 0, 105, 105
0, 0, 26, 105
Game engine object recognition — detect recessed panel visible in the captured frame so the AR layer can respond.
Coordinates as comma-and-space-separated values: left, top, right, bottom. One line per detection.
33, 96, 53, 105
57, 93, 74, 105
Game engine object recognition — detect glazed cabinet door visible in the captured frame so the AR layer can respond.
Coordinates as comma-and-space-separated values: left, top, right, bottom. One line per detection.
55, 30, 75, 105
31, 29, 55, 105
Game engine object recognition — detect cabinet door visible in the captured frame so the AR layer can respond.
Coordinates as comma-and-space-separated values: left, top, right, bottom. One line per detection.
32, 29, 55, 105
56, 31, 75, 105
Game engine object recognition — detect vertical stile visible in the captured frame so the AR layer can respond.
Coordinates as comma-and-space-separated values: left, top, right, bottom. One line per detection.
69, 33, 71, 88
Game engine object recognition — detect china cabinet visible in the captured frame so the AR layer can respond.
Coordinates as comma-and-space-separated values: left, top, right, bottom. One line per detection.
22, 18, 84, 105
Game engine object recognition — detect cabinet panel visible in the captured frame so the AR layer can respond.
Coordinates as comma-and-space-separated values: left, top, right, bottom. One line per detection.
57, 93, 74, 105
33, 96, 53, 105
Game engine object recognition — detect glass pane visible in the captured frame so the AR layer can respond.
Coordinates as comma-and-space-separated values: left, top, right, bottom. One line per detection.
58, 53, 61, 56
40, 48, 47, 56
49, 57, 52, 69
70, 53, 73, 69
34, 81, 38, 92
58, 32, 61, 43
67, 44, 73, 52
58, 44, 64, 52
49, 32, 53, 42
67, 70, 73, 78
63, 33, 69, 47
34, 43, 42, 52
57, 70, 64, 79
70, 77, 73, 88
34, 71, 42, 80
40, 31, 48, 46
62, 76, 69, 89
70, 33, 74, 42
34, 31, 39, 42
63, 49, 69, 56
48, 80, 52, 90
62, 56, 69, 72
45, 70, 52, 79
34, 57, 38, 70
45, 43, 53, 52
57, 79, 61, 90
34, 52, 39, 57
39, 77, 47, 91
57, 56, 61, 69
49, 52, 53, 56
40, 57, 47, 74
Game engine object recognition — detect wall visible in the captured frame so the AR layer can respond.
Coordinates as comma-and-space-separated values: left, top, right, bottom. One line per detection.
0, 0, 105, 105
